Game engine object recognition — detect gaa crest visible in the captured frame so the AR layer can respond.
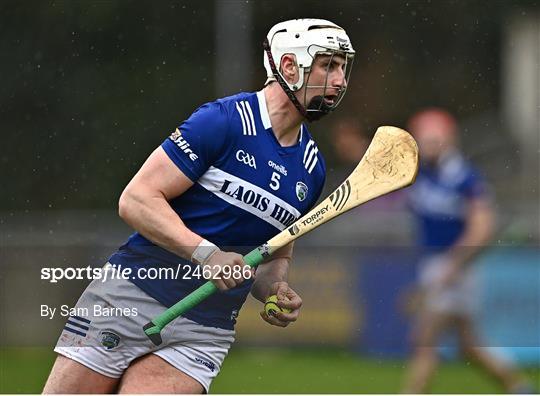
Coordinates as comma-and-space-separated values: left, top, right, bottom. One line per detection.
296, 182, 308, 202
99, 330, 120, 350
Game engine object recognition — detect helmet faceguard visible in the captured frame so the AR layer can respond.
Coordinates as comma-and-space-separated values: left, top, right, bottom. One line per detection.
263, 19, 355, 121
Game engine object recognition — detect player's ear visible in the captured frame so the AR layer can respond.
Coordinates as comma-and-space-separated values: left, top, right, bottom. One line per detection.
280, 54, 299, 85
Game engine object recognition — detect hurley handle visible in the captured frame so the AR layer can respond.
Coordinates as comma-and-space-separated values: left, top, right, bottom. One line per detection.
143, 247, 265, 345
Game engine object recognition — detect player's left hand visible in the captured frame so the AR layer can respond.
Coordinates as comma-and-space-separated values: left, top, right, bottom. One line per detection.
260, 281, 302, 327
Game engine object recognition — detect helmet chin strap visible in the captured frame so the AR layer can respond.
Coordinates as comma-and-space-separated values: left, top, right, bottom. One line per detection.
306, 95, 333, 121
263, 39, 330, 122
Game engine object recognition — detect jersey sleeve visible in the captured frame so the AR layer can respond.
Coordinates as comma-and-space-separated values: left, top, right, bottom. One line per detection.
161, 101, 229, 181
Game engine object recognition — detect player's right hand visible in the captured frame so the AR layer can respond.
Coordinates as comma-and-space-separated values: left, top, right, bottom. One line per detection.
202, 251, 254, 291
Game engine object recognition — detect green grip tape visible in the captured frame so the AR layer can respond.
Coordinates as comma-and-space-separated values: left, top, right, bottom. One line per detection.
151, 281, 218, 328
243, 247, 265, 268
146, 247, 265, 334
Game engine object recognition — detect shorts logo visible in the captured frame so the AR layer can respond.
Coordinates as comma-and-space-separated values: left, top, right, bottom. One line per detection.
99, 330, 120, 350
296, 182, 308, 202
169, 129, 199, 161
194, 357, 216, 372
235, 149, 257, 169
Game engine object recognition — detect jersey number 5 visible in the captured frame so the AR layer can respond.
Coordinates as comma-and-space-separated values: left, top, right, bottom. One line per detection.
269, 172, 280, 191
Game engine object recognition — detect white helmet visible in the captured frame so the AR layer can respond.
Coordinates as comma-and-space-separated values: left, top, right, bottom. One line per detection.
263, 19, 355, 120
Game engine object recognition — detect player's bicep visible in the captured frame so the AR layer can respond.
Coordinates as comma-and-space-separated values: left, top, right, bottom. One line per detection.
161, 102, 229, 181
125, 146, 194, 201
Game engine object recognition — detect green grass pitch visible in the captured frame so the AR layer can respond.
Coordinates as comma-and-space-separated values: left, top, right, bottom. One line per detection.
1, 347, 538, 393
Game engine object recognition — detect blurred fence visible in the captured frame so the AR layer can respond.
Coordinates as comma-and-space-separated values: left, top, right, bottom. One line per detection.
2, 1, 538, 211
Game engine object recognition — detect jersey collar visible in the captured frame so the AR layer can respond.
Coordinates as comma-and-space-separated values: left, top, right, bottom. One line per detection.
256, 90, 272, 130
257, 90, 304, 142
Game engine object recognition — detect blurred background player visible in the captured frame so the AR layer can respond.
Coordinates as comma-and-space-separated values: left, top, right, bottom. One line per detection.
43, 19, 355, 393
401, 108, 534, 393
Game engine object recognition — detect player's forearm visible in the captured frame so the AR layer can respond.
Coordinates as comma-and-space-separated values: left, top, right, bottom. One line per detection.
118, 188, 203, 260
250, 258, 290, 302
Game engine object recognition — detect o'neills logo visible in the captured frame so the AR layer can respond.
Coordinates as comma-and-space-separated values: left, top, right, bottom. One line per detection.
299, 204, 330, 227
268, 160, 287, 176
220, 179, 298, 228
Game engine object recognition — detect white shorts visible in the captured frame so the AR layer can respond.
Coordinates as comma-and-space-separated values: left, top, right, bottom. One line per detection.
54, 268, 235, 392
418, 254, 479, 315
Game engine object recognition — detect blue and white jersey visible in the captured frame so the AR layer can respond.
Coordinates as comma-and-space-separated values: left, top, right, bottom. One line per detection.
109, 91, 326, 330
407, 151, 488, 250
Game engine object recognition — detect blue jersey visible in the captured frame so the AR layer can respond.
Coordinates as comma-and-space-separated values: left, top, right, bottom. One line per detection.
407, 151, 488, 250
109, 91, 326, 329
